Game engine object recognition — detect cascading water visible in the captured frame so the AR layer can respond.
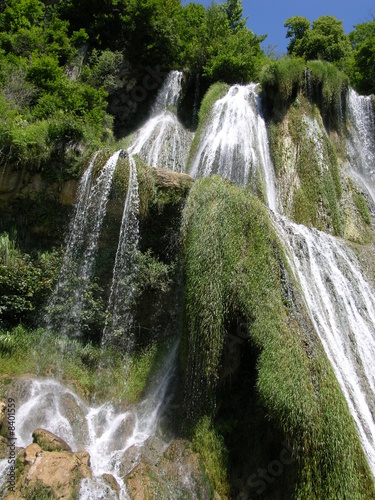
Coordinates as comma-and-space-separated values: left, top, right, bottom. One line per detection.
0, 344, 178, 499
102, 154, 140, 351
189, 83, 277, 211
191, 81, 375, 475
347, 89, 375, 205
276, 215, 375, 473
46, 151, 121, 337
129, 71, 193, 172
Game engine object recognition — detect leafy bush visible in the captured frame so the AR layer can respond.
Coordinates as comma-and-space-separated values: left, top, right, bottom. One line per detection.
260, 56, 305, 107
0, 232, 62, 328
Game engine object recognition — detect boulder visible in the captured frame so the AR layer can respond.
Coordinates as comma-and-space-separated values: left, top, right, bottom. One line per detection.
32, 428, 72, 453
6, 444, 92, 499
0, 400, 6, 437
102, 473, 120, 496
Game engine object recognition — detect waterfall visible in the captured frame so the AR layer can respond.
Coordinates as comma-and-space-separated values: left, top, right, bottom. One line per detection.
189, 83, 277, 211
102, 154, 140, 351
46, 151, 120, 337
276, 215, 375, 473
2, 345, 178, 498
129, 71, 193, 172
347, 89, 375, 204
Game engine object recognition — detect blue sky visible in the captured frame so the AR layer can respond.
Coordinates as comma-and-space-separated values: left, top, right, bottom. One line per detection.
183, 0, 375, 54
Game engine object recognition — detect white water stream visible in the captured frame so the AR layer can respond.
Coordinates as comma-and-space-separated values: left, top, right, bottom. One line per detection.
276, 215, 375, 473
0, 344, 178, 499
129, 71, 193, 172
102, 154, 140, 351
46, 151, 121, 337
189, 83, 277, 212
347, 89, 375, 205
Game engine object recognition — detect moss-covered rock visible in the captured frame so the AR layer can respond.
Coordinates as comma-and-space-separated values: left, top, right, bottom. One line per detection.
180, 176, 375, 499
32, 428, 72, 453
269, 98, 343, 235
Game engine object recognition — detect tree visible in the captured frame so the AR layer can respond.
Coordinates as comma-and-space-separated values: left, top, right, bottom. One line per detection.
348, 19, 375, 94
225, 0, 246, 32
307, 16, 351, 63
284, 16, 310, 55
284, 15, 351, 66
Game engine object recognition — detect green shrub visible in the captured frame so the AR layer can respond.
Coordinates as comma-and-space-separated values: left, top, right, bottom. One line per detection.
260, 56, 305, 106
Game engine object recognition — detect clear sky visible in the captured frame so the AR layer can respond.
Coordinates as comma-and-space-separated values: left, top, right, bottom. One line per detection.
183, 0, 375, 54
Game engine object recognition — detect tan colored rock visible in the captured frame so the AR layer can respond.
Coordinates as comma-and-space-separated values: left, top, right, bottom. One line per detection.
32, 428, 72, 453
125, 462, 154, 500
6, 449, 92, 499
154, 167, 193, 191
102, 473, 120, 496
0, 400, 6, 434
21, 443, 42, 466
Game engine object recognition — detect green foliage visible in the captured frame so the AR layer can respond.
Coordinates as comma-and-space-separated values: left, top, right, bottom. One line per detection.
0, 232, 62, 328
307, 60, 349, 115
284, 15, 351, 67
0, 0, 111, 175
81, 49, 123, 92
0, 324, 170, 404
224, 0, 246, 32
260, 56, 305, 106
136, 250, 174, 294
348, 19, 375, 95
181, 176, 374, 498
192, 415, 229, 498
203, 27, 266, 84
284, 16, 310, 55
260, 57, 348, 125
353, 192, 371, 225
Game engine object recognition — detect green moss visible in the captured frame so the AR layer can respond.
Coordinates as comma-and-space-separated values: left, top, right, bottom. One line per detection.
284, 107, 343, 235
192, 416, 229, 498
187, 82, 229, 172
307, 60, 349, 120
353, 192, 371, 225
24, 481, 57, 500
181, 176, 375, 498
0, 325, 171, 404
260, 57, 305, 111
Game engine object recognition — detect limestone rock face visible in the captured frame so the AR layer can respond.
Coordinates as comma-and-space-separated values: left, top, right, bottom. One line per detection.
124, 439, 211, 499
32, 428, 72, 453
6, 442, 92, 499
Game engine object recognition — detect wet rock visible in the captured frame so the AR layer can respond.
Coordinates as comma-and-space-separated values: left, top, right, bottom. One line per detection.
119, 436, 165, 478
107, 411, 137, 453
123, 439, 211, 499
139, 436, 165, 466
32, 428, 72, 453
59, 392, 89, 449
125, 462, 154, 500
59, 180, 78, 205
102, 473, 120, 496
154, 168, 193, 192
118, 444, 141, 477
